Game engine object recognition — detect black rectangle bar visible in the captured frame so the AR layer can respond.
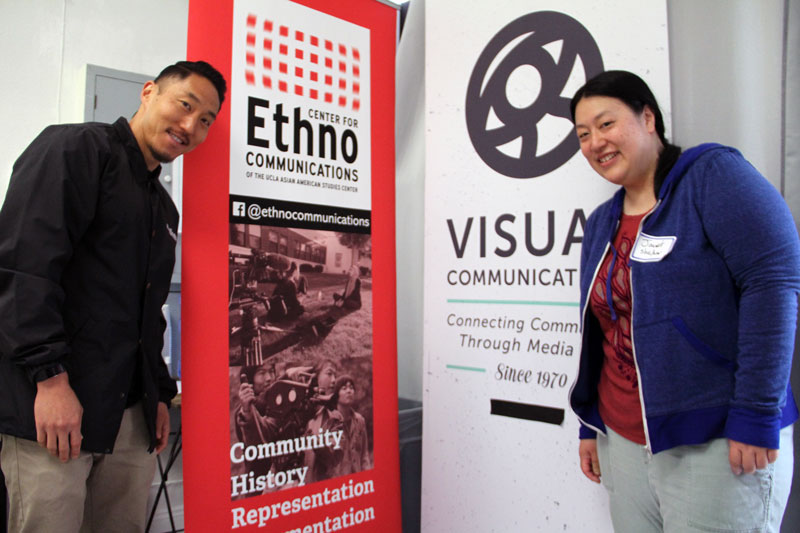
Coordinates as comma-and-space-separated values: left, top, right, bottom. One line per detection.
490, 399, 565, 426
230, 194, 371, 234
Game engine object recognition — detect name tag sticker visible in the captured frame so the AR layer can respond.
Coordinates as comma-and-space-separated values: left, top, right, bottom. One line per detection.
631, 233, 676, 262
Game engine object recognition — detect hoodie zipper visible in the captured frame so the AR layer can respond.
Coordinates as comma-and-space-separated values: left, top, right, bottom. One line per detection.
570, 230, 617, 436
629, 199, 661, 453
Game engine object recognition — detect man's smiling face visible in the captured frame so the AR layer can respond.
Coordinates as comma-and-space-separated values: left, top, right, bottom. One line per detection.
132, 73, 220, 170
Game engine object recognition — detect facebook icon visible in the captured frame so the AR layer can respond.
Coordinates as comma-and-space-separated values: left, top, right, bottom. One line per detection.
233, 201, 246, 217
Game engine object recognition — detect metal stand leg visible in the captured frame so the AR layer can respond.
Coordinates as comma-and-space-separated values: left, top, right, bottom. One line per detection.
1, 439, 6, 533
145, 424, 183, 533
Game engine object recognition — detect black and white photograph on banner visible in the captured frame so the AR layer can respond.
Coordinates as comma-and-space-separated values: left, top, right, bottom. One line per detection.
227, 223, 373, 500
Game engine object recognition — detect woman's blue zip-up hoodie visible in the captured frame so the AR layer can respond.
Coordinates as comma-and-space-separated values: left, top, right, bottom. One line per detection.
570, 143, 800, 453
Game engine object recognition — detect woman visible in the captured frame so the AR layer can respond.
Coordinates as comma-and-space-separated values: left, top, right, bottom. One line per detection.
330, 375, 371, 476
309, 357, 338, 397
569, 70, 799, 532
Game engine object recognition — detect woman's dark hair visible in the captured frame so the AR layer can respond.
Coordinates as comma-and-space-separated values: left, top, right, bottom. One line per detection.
570, 70, 680, 195
309, 358, 338, 396
312, 358, 338, 376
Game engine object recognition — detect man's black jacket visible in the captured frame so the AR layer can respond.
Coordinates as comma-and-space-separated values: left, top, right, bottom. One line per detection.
0, 117, 178, 453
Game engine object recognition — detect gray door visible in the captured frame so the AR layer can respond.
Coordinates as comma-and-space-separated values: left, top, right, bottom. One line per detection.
85, 65, 177, 198
84, 65, 182, 286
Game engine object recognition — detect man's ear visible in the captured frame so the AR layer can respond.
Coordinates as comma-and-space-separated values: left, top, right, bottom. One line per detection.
140, 80, 158, 107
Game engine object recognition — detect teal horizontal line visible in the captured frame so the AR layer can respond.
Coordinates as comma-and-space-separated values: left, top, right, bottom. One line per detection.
446, 364, 486, 373
447, 299, 579, 307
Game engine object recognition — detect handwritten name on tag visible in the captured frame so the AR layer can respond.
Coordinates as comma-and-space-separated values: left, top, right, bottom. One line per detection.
631, 233, 676, 262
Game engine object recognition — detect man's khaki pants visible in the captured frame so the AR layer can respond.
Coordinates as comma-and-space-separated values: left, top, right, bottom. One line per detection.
1, 404, 157, 533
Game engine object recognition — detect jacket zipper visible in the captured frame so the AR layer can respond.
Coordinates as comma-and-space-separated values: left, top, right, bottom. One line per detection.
571, 234, 617, 437
629, 199, 661, 453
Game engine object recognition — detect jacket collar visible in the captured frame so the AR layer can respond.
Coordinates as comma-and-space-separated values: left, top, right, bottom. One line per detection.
111, 117, 162, 184
657, 143, 724, 200
607, 142, 727, 226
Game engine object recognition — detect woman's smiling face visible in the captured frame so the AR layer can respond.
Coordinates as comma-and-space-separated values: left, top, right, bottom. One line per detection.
574, 95, 660, 190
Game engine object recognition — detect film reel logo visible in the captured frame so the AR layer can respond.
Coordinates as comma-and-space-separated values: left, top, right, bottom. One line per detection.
466, 11, 604, 178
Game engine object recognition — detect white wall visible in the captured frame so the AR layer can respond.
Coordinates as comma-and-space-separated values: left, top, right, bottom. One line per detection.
667, 0, 785, 189
321, 233, 359, 274
785, 0, 800, 217
395, 0, 424, 401
0, 0, 189, 196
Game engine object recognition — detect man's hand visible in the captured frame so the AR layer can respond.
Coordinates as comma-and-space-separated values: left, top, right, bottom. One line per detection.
155, 401, 170, 454
579, 439, 601, 483
34, 372, 83, 462
728, 439, 778, 475
238, 381, 255, 411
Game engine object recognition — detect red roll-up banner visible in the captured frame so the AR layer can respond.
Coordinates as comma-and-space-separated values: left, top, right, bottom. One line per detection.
182, 1, 399, 530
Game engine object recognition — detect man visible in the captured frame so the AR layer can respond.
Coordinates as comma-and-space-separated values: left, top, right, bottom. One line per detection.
235, 365, 279, 480
0, 60, 226, 532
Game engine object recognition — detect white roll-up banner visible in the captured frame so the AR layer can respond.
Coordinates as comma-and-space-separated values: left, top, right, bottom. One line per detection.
422, 2, 670, 530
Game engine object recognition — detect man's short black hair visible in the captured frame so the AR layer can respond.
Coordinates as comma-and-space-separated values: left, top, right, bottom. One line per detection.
154, 60, 227, 107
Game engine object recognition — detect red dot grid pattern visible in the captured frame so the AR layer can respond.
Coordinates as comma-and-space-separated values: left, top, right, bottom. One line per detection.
244, 13, 361, 112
